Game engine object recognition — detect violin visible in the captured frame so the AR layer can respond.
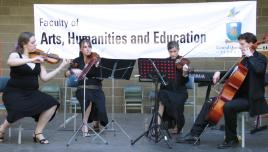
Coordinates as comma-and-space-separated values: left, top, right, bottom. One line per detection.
29, 49, 62, 64
175, 57, 190, 69
174, 43, 201, 70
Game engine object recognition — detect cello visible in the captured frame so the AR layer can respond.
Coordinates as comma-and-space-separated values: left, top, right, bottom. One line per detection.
206, 59, 248, 125
206, 34, 268, 125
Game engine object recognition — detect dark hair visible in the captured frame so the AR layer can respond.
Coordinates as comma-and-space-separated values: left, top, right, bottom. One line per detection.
15, 32, 34, 54
238, 32, 257, 44
78, 38, 92, 57
167, 41, 179, 50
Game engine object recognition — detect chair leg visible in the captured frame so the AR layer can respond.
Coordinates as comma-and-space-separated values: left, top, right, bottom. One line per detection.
74, 104, 77, 132
18, 123, 22, 144
8, 127, 11, 138
241, 114, 245, 148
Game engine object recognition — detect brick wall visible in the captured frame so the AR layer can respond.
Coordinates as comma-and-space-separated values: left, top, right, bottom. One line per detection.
0, 0, 267, 113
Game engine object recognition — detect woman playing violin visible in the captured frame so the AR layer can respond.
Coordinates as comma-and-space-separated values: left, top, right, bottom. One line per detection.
65, 39, 108, 136
0, 32, 70, 144
177, 32, 268, 149
158, 41, 190, 135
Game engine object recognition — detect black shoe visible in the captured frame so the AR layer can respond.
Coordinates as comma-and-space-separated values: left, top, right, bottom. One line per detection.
176, 133, 200, 145
93, 121, 100, 132
217, 138, 239, 149
0, 131, 4, 142
33, 133, 49, 144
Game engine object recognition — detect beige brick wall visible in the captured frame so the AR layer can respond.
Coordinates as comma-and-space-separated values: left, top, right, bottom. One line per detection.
0, 0, 267, 113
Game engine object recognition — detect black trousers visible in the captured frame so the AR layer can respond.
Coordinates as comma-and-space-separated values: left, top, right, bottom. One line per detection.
190, 97, 249, 141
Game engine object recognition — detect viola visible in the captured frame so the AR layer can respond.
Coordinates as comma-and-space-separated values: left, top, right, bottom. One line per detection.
29, 49, 62, 64
76, 52, 101, 81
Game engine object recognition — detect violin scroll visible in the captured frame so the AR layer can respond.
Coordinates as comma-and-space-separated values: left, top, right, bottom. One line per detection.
251, 33, 268, 50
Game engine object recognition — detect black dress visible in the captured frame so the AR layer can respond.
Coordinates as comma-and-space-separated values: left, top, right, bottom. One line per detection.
70, 57, 108, 126
158, 56, 189, 132
2, 53, 59, 123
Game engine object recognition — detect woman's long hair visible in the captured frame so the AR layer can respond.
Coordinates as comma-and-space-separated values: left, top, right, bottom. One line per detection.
14, 32, 34, 54
78, 39, 92, 57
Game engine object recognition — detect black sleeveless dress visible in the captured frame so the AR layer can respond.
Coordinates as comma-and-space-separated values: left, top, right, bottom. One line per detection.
70, 57, 108, 126
2, 53, 59, 123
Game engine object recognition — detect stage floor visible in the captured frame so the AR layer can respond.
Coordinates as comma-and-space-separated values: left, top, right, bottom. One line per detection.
0, 113, 268, 152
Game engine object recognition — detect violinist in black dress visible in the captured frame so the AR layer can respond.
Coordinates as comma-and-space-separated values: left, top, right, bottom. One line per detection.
65, 39, 108, 136
158, 41, 190, 134
0, 32, 70, 144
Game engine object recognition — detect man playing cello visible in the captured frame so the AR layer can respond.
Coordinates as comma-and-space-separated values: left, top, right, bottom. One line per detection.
176, 32, 268, 149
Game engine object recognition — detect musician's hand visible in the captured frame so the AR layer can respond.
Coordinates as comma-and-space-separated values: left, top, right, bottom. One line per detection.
242, 47, 253, 57
182, 64, 189, 77
71, 68, 82, 77
213, 71, 220, 84
60, 59, 71, 68
183, 64, 189, 71
95, 61, 100, 67
31, 56, 44, 63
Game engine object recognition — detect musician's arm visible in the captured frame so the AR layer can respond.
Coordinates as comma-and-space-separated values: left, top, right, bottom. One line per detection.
182, 59, 190, 83
213, 68, 234, 84
7, 52, 37, 66
248, 55, 267, 74
65, 58, 79, 77
40, 60, 69, 82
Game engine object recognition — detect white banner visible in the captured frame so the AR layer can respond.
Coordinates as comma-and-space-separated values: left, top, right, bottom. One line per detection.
34, 1, 256, 59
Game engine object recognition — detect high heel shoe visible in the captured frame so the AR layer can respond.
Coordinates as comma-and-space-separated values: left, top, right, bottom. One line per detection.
82, 124, 90, 137
0, 131, 4, 142
93, 122, 100, 132
33, 133, 49, 144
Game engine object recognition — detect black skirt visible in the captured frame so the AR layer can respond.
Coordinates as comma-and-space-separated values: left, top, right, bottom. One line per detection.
3, 87, 59, 123
76, 88, 108, 126
158, 89, 188, 129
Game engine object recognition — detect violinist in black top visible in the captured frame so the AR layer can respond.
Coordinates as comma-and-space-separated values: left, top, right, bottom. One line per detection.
177, 32, 268, 149
0, 32, 70, 144
65, 39, 108, 136
158, 41, 190, 134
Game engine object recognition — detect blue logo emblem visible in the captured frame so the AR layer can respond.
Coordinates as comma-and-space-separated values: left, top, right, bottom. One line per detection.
226, 22, 242, 42
225, 7, 241, 43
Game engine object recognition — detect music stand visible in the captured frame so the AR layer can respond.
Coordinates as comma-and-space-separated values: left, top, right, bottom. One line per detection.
66, 77, 108, 146
92, 58, 136, 141
131, 58, 176, 149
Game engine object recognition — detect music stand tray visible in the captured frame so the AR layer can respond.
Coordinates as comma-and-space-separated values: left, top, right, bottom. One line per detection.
97, 58, 135, 80
93, 58, 136, 141
131, 58, 176, 149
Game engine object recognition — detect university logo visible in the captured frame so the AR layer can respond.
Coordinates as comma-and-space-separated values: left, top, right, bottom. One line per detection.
226, 8, 241, 43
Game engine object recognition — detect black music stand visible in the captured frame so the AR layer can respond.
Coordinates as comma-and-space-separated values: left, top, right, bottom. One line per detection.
131, 58, 176, 149
92, 58, 136, 141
